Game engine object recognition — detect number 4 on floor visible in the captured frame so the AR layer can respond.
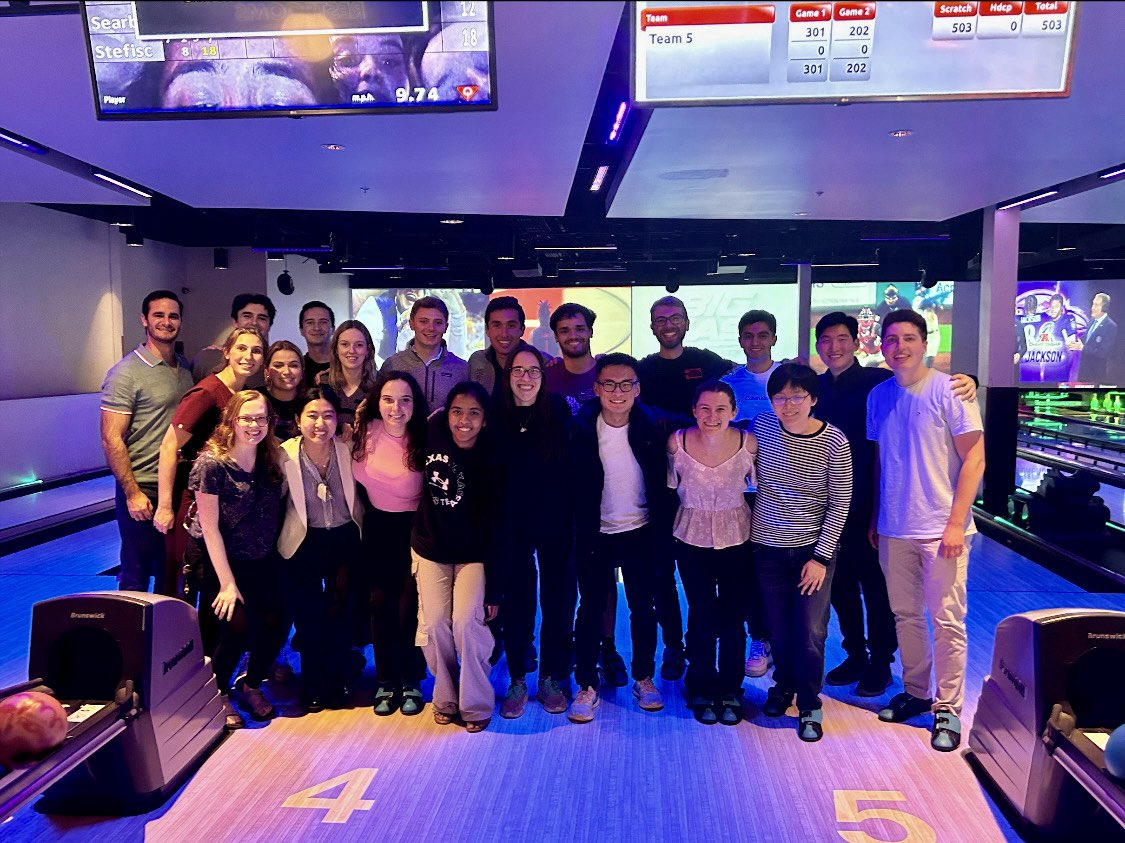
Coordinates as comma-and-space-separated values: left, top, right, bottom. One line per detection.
282, 768, 378, 824
834, 790, 936, 843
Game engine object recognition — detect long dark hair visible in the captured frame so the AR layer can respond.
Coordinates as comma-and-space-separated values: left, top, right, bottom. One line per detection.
352, 370, 428, 471
443, 381, 492, 450
502, 345, 565, 463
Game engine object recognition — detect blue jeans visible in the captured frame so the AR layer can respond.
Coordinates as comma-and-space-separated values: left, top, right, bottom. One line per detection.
754, 543, 834, 711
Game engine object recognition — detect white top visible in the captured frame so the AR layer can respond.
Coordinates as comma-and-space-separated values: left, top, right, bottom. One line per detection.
597, 416, 648, 534
867, 368, 983, 540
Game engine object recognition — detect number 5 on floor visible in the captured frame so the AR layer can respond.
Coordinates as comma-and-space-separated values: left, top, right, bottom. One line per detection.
834, 790, 936, 843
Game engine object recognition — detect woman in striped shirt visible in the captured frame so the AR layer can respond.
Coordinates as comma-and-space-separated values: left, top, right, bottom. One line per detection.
751, 363, 852, 742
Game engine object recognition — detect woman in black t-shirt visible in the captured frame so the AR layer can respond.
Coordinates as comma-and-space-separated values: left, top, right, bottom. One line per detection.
262, 340, 304, 442
188, 390, 285, 729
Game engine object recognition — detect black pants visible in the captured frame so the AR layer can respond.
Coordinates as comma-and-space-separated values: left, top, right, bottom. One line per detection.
290, 523, 359, 694
831, 518, 898, 665
654, 547, 685, 656
575, 524, 659, 689
744, 492, 770, 641
115, 483, 169, 593
364, 508, 426, 687
504, 525, 576, 681
198, 544, 288, 694
755, 543, 834, 711
678, 539, 752, 701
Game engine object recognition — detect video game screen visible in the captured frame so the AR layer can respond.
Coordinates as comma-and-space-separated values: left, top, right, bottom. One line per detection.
1016, 281, 1121, 386
808, 280, 955, 373
351, 284, 799, 367
82, 1, 495, 119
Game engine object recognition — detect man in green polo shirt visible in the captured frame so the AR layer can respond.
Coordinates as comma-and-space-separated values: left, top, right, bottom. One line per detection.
101, 290, 194, 594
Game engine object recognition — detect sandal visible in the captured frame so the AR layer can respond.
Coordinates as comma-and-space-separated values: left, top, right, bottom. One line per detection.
236, 682, 276, 722
878, 692, 933, 724
400, 686, 424, 716
220, 695, 245, 731
798, 709, 823, 742
372, 685, 399, 717
433, 709, 456, 726
931, 711, 962, 752
465, 718, 491, 733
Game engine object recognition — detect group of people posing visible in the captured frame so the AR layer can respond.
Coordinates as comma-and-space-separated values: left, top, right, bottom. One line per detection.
101, 287, 984, 750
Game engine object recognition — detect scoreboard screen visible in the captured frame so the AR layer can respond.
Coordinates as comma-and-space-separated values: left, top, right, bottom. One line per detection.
82, 1, 495, 119
633, 1, 1077, 105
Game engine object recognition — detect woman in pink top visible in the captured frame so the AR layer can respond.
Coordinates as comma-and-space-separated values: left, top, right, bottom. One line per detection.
352, 371, 429, 716
667, 380, 757, 727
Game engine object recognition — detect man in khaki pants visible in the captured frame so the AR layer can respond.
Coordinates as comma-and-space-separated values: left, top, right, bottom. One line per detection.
865, 310, 985, 752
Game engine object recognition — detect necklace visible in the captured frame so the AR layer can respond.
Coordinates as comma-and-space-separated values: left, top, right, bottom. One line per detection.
518, 408, 535, 434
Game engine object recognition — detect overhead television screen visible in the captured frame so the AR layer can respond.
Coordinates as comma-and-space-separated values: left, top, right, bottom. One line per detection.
808, 281, 956, 374
82, 1, 495, 119
634, 0, 1077, 106
1016, 281, 1121, 386
350, 284, 798, 368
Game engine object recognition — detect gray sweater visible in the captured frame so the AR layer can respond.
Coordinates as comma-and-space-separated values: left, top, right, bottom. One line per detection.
380, 340, 469, 413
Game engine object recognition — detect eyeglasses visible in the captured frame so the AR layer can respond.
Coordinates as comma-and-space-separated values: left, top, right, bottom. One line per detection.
510, 366, 542, 380
651, 315, 686, 328
597, 379, 637, 393
236, 415, 269, 427
770, 394, 810, 407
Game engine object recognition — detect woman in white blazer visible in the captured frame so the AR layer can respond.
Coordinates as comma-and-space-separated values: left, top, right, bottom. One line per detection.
278, 386, 364, 712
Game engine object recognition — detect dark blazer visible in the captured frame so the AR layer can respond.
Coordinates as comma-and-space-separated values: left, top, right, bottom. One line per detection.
1077, 314, 1118, 383
569, 399, 678, 554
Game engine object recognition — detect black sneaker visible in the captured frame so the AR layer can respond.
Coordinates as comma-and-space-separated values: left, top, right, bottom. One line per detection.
825, 654, 869, 686
599, 647, 629, 688
763, 685, 794, 718
856, 662, 893, 697
660, 647, 686, 682
878, 692, 933, 723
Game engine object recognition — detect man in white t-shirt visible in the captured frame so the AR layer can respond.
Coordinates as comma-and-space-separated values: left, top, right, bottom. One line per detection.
567, 353, 678, 724
866, 310, 985, 752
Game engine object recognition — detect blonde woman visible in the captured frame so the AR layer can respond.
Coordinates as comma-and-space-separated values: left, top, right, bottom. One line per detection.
317, 319, 378, 434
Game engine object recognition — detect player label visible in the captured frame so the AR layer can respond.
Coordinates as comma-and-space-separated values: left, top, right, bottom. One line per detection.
932, 2, 978, 40
977, 2, 1022, 39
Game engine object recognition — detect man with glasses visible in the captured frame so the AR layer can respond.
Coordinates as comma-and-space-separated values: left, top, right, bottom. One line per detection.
101, 290, 194, 594
567, 354, 678, 723
867, 310, 984, 752
299, 301, 335, 388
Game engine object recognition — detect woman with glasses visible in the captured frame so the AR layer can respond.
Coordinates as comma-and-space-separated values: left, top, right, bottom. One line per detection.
317, 320, 378, 436
411, 381, 504, 732
187, 390, 286, 729
751, 363, 852, 742
278, 387, 364, 712
262, 340, 305, 441
352, 371, 429, 717
668, 380, 758, 726
496, 346, 576, 718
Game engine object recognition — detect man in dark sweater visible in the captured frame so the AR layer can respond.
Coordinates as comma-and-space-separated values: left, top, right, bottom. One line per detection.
567, 354, 679, 723
814, 312, 976, 697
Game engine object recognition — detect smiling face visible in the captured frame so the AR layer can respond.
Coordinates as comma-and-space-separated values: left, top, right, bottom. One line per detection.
267, 349, 302, 393
299, 398, 337, 444
235, 303, 272, 340
234, 396, 270, 449
448, 393, 485, 449
336, 328, 369, 373
594, 363, 639, 418
882, 322, 926, 378
650, 304, 688, 351
816, 324, 859, 375
225, 332, 265, 379
486, 307, 524, 360
410, 307, 448, 353
509, 349, 543, 407
693, 389, 734, 434
770, 383, 816, 432
739, 320, 777, 366
300, 307, 333, 348
379, 378, 414, 434
141, 297, 182, 345
554, 314, 592, 360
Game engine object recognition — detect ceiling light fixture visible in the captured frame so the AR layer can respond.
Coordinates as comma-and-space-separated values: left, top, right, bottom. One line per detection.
0, 129, 47, 154
997, 190, 1058, 211
736, 252, 756, 257
608, 101, 629, 142
266, 251, 284, 261
590, 165, 610, 192
440, 218, 464, 225
124, 229, 143, 247
321, 143, 345, 151
860, 234, 950, 242
1098, 165, 1125, 180
213, 248, 229, 270
497, 256, 514, 261
888, 129, 913, 138
534, 245, 617, 252
92, 170, 153, 199
795, 211, 810, 216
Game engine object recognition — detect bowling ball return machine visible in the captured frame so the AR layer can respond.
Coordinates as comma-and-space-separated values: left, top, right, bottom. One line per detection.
967, 609, 1125, 839
0, 592, 224, 820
